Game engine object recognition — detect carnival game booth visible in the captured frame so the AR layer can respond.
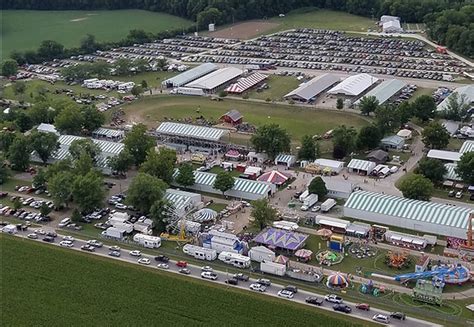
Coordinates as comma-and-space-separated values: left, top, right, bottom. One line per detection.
224, 149, 242, 161
385, 231, 428, 250
253, 228, 309, 253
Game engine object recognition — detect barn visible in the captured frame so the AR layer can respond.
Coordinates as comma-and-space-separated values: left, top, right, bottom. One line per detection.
328, 73, 378, 97
225, 72, 267, 94
220, 110, 243, 125
162, 63, 218, 88
284, 73, 339, 102
185, 67, 243, 93
353, 79, 406, 107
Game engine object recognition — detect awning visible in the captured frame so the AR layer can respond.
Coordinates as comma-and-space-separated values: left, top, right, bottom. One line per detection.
319, 219, 348, 229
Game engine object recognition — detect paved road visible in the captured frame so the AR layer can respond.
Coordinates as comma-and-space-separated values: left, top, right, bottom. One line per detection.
10, 229, 440, 327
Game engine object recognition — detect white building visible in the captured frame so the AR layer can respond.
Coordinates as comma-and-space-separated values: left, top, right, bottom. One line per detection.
185, 67, 243, 92
37, 123, 59, 136
202, 230, 245, 254
313, 158, 345, 174
380, 15, 400, 25
162, 63, 218, 88
328, 73, 378, 97
164, 189, 202, 218
347, 159, 376, 175
427, 149, 461, 163
248, 246, 276, 263
320, 176, 355, 199
437, 85, 474, 112
274, 154, 296, 167
383, 20, 403, 33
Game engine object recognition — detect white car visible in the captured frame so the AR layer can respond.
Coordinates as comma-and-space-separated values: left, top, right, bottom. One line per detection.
34, 229, 46, 235
62, 235, 75, 242
277, 290, 294, 299
157, 263, 169, 269
325, 294, 343, 304
129, 250, 141, 257
372, 314, 390, 324
86, 240, 103, 248
138, 258, 151, 265
249, 283, 266, 292
59, 240, 74, 247
201, 271, 218, 280
115, 203, 128, 210
27, 233, 38, 239
201, 266, 213, 272
311, 206, 321, 212
109, 245, 121, 251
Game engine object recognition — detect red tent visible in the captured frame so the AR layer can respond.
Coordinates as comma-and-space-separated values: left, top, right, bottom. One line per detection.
257, 170, 290, 185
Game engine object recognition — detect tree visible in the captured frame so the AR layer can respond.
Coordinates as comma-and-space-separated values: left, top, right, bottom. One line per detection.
141, 80, 148, 89
108, 150, 133, 175
74, 152, 95, 176
2, 59, 18, 77
442, 93, 471, 122
123, 124, 155, 166
7, 135, 30, 171
71, 208, 82, 223
72, 171, 105, 213
13, 110, 33, 132
251, 199, 277, 231
48, 171, 74, 208
175, 163, 195, 189
37, 40, 64, 61
359, 96, 379, 116
0, 130, 18, 152
80, 34, 100, 53
308, 177, 328, 199
140, 148, 176, 183
412, 95, 436, 122
415, 158, 447, 183
455, 152, 474, 185
197, 7, 223, 29
29, 131, 59, 163
374, 104, 400, 134
39, 202, 52, 217
250, 124, 291, 160
133, 58, 150, 73
12, 81, 26, 95
396, 101, 413, 126
114, 58, 132, 76
126, 173, 167, 214
12, 197, 22, 210
69, 138, 101, 162
357, 125, 381, 150
32, 168, 47, 188
55, 105, 84, 135
131, 85, 143, 97
298, 135, 319, 161
398, 174, 434, 201
45, 159, 73, 180
156, 58, 168, 71
80, 106, 105, 132
0, 155, 10, 185
213, 171, 235, 196
332, 125, 357, 159
336, 98, 344, 109
150, 199, 174, 234
28, 101, 55, 125
421, 121, 450, 149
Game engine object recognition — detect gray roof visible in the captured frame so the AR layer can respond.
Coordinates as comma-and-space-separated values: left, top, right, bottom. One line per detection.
37, 123, 59, 134
92, 127, 124, 139
345, 191, 473, 230
156, 122, 228, 142
328, 73, 378, 96
347, 159, 376, 172
437, 85, 474, 112
285, 73, 339, 101
367, 149, 388, 161
164, 189, 193, 212
381, 135, 404, 146
222, 109, 243, 122
162, 63, 218, 87
59, 135, 124, 155
354, 79, 406, 106
186, 67, 243, 90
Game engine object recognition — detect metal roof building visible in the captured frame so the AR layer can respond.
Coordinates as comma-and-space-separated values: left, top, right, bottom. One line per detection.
225, 72, 267, 94
156, 122, 228, 142
284, 73, 339, 101
344, 191, 473, 239
328, 73, 378, 96
437, 85, 474, 112
162, 63, 218, 88
427, 149, 461, 162
164, 189, 202, 218
92, 127, 125, 140
347, 159, 376, 174
460, 140, 474, 154
186, 67, 243, 91
172, 170, 276, 201
444, 163, 462, 181
354, 79, 406, 106
274, 154, 296, 167
37, 123, 59, 135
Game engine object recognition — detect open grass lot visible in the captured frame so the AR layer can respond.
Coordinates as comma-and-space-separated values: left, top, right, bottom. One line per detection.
1, 235, 364, 327
268, 9, 375, 33
246, 75, 300, 101
116, 95, 369, 141
1, 10, 192, 58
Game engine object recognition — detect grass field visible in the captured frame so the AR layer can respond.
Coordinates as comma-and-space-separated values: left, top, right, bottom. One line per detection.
1, 10, 193, 58
1, 235, 366, 327
246, 75, 300, 101
116, 95, 369, 141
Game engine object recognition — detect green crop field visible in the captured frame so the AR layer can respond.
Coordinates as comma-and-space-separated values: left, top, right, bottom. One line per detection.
1, 10, 193, 58
1, 235, 366, 327
116, 95, 369, 141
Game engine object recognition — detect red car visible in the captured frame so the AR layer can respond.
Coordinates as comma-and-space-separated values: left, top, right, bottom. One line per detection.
356, 303, 370, 311
176, 261, 188, 268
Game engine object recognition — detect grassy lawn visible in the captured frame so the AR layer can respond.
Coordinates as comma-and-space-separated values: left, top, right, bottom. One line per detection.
447, 138, 464, 151
1, 10, 192, 58
268, 9, 375, 33
246, 75, 300, 101
116, 95, 369, 141
1, 235, 367, 327
207, 202, 227, 212
431, 187, 474, 204
409, 87, 434, 103
208, 166, 242, 177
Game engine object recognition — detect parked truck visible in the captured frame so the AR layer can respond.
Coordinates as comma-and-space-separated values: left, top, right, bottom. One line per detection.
301, 194, 318, 211
260, 260, 286, 276
321, 198, 336, 212
171, 87, 205, 96
299, 190, 309, 202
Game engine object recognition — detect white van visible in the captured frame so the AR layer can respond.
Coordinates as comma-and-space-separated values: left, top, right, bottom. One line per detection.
58, 217, 71, 227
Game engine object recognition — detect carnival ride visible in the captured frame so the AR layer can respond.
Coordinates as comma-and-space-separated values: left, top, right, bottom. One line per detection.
394, 263, 470, 284
385, 251, 411, 269
316, 250, 343, 266
360, 279, 385, 297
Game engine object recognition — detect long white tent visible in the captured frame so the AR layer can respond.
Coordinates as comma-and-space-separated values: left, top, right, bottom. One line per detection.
156, 122, 228, 142
354, 79, 406, 106
328, 73, 378, 96
284, 73, 339, 101
186, 67, 243, 91
162, 63, 218, 88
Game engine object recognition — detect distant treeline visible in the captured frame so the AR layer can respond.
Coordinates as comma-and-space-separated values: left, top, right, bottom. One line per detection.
3, 0, 473, 58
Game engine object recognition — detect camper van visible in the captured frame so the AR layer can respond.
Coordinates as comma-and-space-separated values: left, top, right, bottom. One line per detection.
183, 244, 217, 261
218, 251, 251, 268
133, 233, 161, 249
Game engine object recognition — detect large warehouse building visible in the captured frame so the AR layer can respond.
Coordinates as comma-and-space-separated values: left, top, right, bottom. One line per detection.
353, 79, 406, 107
328, 73, 378, 97
172, 170, 276, 201
437, 85, 474, 112
284, 73, 339, 102
225, 72, 267, 94
344, 191, 473, 239
186, 67, 243, 92
162, 63, 218, 88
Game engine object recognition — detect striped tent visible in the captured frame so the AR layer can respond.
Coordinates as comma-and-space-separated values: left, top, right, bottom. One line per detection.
444, 163, 462, 181
225, 73, 267, 94
257, 170, 290, 185
460, 140, 474, 154
327, 272, 349, 288
192, 208, 218, 223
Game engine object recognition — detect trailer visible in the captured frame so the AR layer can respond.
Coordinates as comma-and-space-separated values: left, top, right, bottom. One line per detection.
102, 227, 124, 240
183, 244, 217, 261
218, 251, 251, 268
172, 87, 205, 96
301, 194, 318, 211
272, 221, 299, 231
260, 260, 286, 276
133, 233, 161, 248
248, 246, 275, 263
2, 224, 17, 234
299, 190, 309, 202
321, 198, 336, 212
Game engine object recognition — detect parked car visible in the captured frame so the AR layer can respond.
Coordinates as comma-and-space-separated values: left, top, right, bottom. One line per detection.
115, 203, 128, 210
42, 236, 54, 243
155, 255, 169, 263
201, 266, 213, 272
225, 278, 238, 285
27, 233, 38, 239
333, 304, 351, 313
325, 294, 343, 304
355, 303, 370, 311
157, 263, 170, 269
455, 191, 463, 199
470, 193, 474, 201
249, 283, 266, 292
283, 285, 298, 293
129, 250, 141, 257
311, 206, 321, 212
179, 268, 191, 275
277, 290, 294, 299
59, 240, 74, 247
176, 261, 187, 268
109, 245, 121, 251
109, 251, 121, 257
373, 314, 390, 324
256, 278, 271, 286
201, 271, 218, 280
86, 240, 103, 248
138, 258, 151, 265
81, 245, 95, 252
390, 312, 406, 320
233, 273, 249, 281
305, 296, 323, 306
62, 236, 74, 242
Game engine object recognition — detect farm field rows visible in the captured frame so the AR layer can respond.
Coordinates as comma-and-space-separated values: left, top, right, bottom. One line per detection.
1, 235, 363, 327
1, 10, 193, 58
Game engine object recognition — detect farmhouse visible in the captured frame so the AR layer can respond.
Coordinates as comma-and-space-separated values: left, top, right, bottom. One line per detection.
344, 191, 473, 239
225, 72, 267, 94
353, 79, 406, 107
186, 67, 243, 93
328, 73, 378, 97
162, 63, 218, 88
284, 73, 339, 102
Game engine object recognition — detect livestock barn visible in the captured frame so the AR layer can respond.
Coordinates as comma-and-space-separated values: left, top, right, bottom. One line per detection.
220, 110, 243, 125
353, 79, 406, 107
162, 63, 218, 88
284, 73, 339, 102
328, 73, 378, 97
185, 67, 243, 93
225, 72, 267, 94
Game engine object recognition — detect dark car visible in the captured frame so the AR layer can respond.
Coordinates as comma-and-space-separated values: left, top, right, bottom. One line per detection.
46, 231, 57, 238
390, 312, 406, 320
81, 245, 95, 252
470, 193, 474, 201
305, 296, 323, 306
225, 278, 238, 285
233, 273, 249, 281
155, 255, 170, 263
356, 303, 370, 311
256, 278, 271, 286
283, 285, 298, 293
0, 192, 8, 198
42, 236, 54, 243
333, 304, 352, 313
